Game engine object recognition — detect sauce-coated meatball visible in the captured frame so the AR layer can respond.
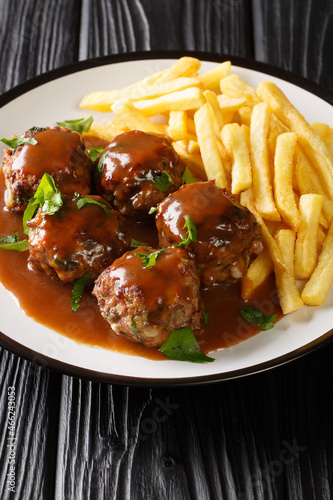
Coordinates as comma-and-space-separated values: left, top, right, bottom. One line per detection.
27, 195, 130, 282
94, 130, 185, 217
156, 181, 261, 286
93, 246, 204, 347
2, 126, 92, 212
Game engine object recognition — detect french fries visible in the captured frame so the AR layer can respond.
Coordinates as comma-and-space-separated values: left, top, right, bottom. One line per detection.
273, 132, 299, 231
274, 228, 304, 314
301, 220, 333, 305
294, 194, 323, 279
80, 56, 333, 319
241, 248, 273, 300
250, 102, 281, 221
194, 104, 227, 188
257, 81, 333, 199
221, 123, 252, 194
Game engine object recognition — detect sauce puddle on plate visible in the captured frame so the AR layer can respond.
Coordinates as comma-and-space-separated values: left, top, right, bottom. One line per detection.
0, 169, 282, 360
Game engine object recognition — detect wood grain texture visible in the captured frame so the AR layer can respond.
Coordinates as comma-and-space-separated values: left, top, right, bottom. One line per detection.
0, 1, 333, 499
0, 0, 81, 92
78, 0, 254, 60
252, 0, 333, 90
0, 350, 62, 499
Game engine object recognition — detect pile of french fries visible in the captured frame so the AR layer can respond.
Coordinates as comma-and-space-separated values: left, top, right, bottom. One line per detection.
80, 57, 333, 315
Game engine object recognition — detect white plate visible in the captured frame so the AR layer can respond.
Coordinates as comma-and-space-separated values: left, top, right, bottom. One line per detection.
0, 53, 333, 385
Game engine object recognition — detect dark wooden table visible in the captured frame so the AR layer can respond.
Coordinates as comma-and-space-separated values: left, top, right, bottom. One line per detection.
0, 1, 333, 498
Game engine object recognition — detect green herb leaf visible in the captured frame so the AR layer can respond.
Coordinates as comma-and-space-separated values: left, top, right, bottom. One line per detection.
182, 166, 198, 184
54, 258, 78, 271
71, 272, 92, 312
0, 234, 29, 251
1, 136, 37, 150
94, 150, 109, 182
135, 248, 165, 268
56, 116, 93, 134
88, 146, 104, 162
130, 238, 147, 249
154, 171, 175, 192
148, 206, 158, 215
203, 311, 209, 325
76, 197, 110, 217
178, 215, 197, 247
23, 173, 63, 234
240, 306, 276, 331
159, 328, 215, 363
0, 232, 19, 244
130, 316, 144, 340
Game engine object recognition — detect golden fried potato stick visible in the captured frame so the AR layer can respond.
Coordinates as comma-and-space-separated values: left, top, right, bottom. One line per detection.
312, 122, 330, 137
172, 141, 206, 179
250, 102, 281, 221
240, 189, 286, 273
217, 95, 247, 113
168, 110, 187, 141
221, 123, 252, 194
133, 87, 206, 115
295, 153, 333, 226
257, 81, 333, 199
110, 100, 164, 135
194, 103, 228, 189
80, 77, 202, 111
220, 74, 260, 107
294, 194, 324, 279
301, 219, 333, 306
154, 57, 201, 82
197, 60, 231, 90
237, 105, 252, 127
204, 90, 225, 134
322, 127, 333, 160
274, 228, 304, 314
82, 124, 122, 143
274, 132, 300, 231
241, 248, 274, 300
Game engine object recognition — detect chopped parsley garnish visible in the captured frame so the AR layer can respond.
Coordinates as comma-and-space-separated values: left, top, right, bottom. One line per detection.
130, 316, 143, 340
1, 136, 37, 150
182, 166, 198, 184
76, 196, 110, 217
0, 232, 19, 244
54, 258, 78, 271
88, 146, 104, 162
154, 171, 175, 192
159, 328, 215, 363
0, 232, 28, 251
148, 206, 158, 215
71, 272, 92, 312
23, 173, 63, 234
135, 248, 165, 268
94, 150, 109, 182
178, 215, 197, 247
203, 311, 209, 325
130, 238, 147, 249
56, 116, 93, 134
240, 306, 276, 331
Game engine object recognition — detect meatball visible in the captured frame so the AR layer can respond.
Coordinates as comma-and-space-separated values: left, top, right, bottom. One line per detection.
27, 195, 130, 282
94, 130, 185, 217
2, 126, 92, 212
156, 181, 261, 286
93, 246, 204, 347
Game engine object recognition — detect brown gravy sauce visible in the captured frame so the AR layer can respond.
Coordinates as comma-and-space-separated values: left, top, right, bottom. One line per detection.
0, 148, 282, 361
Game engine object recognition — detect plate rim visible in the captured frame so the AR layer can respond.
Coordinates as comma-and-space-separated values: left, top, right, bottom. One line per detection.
0, 328, 332, 386
1, 49, 333, 107
1, 49, 333, 386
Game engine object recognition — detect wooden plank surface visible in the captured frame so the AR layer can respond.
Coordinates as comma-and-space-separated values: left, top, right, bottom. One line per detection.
252, 0, 333, 89
0, 1, 332, 499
